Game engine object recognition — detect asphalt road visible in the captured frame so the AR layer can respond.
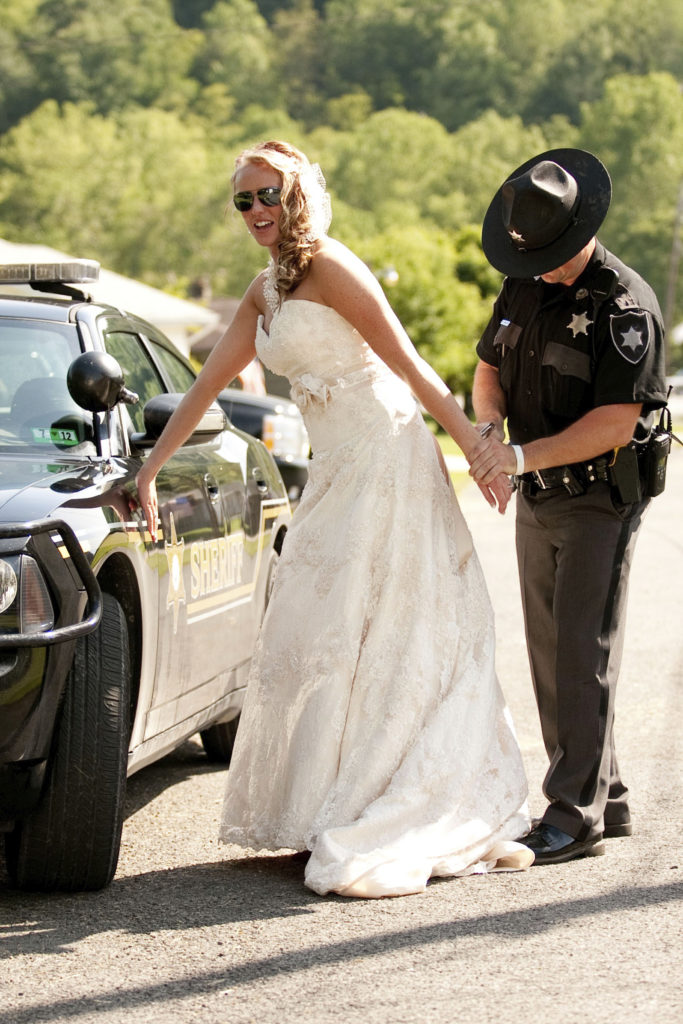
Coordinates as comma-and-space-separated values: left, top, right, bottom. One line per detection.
1, 451, 682, 1024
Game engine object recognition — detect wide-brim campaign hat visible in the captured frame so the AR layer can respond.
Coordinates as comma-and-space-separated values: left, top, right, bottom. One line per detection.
481, 148, 612, 278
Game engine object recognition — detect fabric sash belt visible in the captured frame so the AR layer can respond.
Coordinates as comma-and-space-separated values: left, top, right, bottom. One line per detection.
290, 365, 393, 412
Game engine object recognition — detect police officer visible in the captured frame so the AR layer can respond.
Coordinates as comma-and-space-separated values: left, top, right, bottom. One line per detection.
470, 149, 667, 864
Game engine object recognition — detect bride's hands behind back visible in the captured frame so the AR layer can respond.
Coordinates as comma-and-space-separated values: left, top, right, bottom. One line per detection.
479, 471, 513, 514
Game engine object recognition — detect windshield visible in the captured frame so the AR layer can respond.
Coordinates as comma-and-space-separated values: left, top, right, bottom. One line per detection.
0, 318, 95, 455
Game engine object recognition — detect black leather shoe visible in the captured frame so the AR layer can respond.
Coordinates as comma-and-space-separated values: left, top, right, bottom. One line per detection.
521, 823, 605, 865
603, 821, 632, 839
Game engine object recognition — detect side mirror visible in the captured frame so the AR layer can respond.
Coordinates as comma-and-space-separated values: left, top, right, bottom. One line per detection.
67, 352, 139, 412
130, 394, 227, 449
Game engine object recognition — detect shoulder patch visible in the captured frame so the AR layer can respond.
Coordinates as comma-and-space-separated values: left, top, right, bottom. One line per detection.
609, 310, 651, 365
613, 288, 638, 311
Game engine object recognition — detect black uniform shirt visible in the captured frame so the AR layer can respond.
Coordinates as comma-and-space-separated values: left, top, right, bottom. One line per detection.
476, 241, 667, 445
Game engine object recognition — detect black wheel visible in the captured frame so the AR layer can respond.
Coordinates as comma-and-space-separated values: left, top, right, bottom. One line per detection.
199, 546, 280, 765
5, 593, 131, 891
200, 715, 240, 763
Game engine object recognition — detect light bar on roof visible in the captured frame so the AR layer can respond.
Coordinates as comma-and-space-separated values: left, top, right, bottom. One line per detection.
0, 260, 100, 285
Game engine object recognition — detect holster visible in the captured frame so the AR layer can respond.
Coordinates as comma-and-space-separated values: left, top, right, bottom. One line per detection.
608, 445, 643, 503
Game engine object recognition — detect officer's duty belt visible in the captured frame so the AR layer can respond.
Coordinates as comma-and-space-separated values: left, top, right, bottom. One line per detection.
515, 455, 612, 497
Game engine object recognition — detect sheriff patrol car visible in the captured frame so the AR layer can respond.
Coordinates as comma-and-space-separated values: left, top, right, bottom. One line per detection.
0, 260, 291, 891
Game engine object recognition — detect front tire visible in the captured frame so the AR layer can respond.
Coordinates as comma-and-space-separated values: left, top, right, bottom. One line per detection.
5, 593, 131, 891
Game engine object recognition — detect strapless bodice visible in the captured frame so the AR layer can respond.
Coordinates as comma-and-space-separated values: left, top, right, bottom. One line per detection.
255, 299, 384, 382
254, 299, 415, 453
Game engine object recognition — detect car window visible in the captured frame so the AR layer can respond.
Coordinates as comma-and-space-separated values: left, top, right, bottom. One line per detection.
105, 332, 166, 434
149, 340, 196, 393
0, 319, 92, 453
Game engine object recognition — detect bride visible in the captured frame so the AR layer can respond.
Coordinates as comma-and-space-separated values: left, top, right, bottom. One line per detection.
136, 140, 533, 897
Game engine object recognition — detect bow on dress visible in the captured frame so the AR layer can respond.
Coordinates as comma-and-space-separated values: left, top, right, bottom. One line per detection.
290, 373, 333, 411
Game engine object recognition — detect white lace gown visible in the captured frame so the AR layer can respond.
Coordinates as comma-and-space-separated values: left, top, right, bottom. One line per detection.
219, 299, 532, 897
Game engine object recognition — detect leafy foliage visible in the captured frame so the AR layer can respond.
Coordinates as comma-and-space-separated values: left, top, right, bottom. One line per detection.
0, 0, 682, 377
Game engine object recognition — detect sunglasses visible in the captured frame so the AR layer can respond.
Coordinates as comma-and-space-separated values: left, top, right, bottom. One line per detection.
233, 187, 282, 212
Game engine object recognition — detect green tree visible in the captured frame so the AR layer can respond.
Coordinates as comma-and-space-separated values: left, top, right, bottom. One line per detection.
322, 0, 447, 112
0, 0, 48, 132
427, 0, 579, 131
0, 101, 121, 256
29, 0, 199, 115
579, 72, 683, 319
319, 108, 457, 230
192, 0, 280, 108
2, 0, 682, 388
525, 0, 683, 123
271, 0, 326, 125
0, 101, 226, 282
358, 225, 492, 393
324, 91, 374, 132
445, 111, 559, 227
172, 0, 217, 28
452, 224, 504, 302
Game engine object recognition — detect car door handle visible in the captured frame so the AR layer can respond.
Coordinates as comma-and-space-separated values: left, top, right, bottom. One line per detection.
251, 467, 268, 492
204, 473, 220, 502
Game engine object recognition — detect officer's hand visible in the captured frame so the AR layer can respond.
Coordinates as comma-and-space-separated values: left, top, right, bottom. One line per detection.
475, 420, 505, 443
469, 437, 516, 484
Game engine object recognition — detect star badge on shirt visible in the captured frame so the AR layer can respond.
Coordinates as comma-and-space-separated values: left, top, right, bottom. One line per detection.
609, 310, 651, 364
568, 311, 593, 337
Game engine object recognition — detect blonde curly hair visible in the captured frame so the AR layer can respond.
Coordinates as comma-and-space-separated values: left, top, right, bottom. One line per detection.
232, 140, 331, 301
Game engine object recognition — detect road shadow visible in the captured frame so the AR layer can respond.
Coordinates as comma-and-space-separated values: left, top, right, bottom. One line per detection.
0, 866, 681, 1024
0, 853, 318, 954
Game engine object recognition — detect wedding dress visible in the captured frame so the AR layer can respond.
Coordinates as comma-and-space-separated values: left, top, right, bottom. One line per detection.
219, 298, 533, 897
